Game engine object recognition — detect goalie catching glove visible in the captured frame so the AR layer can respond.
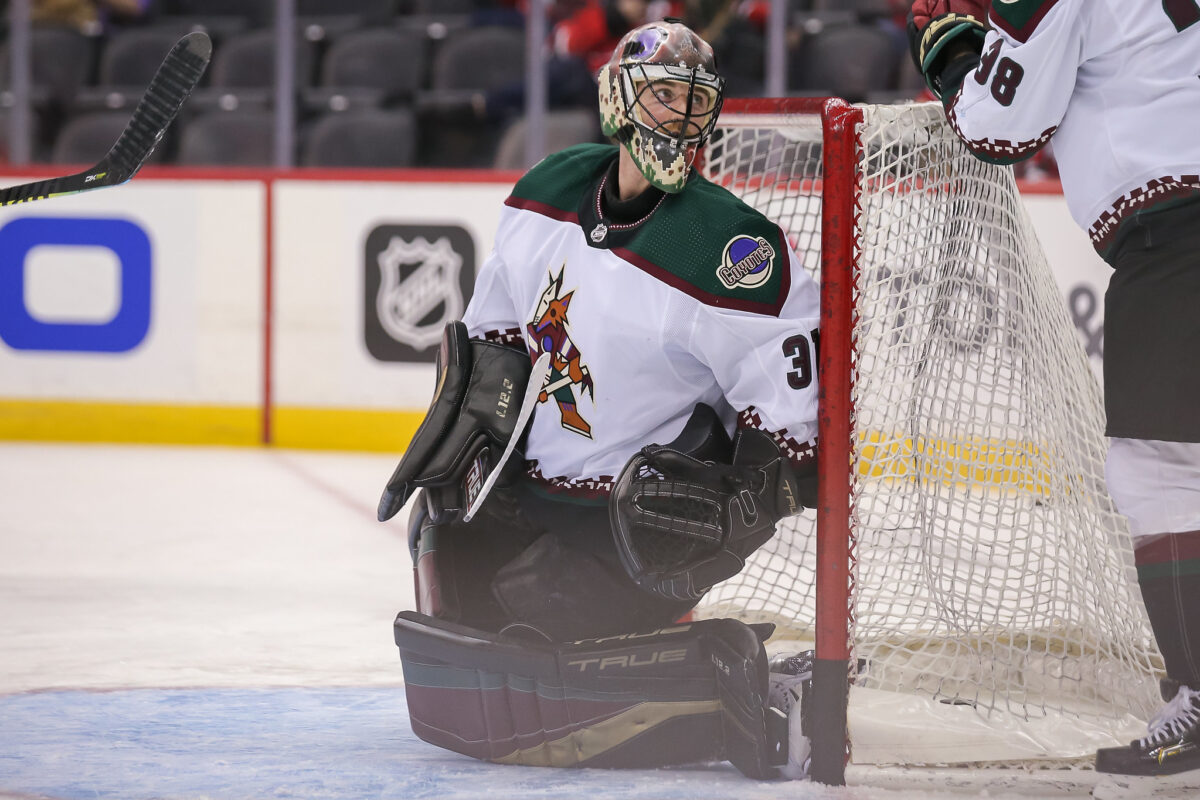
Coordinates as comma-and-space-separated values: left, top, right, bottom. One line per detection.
907, 0, 990, 99
611, 426, 805, 602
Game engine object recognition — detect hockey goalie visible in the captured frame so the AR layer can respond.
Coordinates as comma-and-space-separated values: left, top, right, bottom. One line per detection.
377, 20, 819, 780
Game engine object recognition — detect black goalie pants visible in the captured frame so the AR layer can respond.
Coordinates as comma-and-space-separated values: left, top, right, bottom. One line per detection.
411, 481, 695, 642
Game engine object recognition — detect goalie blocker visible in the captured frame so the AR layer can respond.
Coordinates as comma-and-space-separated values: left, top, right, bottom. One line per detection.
378, 321, 534, 525
394, 610, 799, 778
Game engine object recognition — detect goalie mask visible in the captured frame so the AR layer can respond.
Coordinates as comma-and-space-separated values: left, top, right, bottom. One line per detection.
598, 21, 725, 194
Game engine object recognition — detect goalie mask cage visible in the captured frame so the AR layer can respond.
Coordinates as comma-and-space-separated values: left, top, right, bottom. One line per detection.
696, 98, 1163, 784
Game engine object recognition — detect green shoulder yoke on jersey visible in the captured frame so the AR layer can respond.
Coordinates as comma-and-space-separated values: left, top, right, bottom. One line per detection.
508, 142, 615, 218
508, 143, 790, 316
621, 174, 790, 316
990, 0, 1062, 43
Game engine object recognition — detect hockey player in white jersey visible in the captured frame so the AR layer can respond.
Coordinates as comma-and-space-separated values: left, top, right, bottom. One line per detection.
377, 20, 817, 780
909, 0, 1200, 793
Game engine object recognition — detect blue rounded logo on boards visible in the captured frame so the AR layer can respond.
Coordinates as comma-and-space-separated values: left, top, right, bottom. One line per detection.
0, 216, 151, 352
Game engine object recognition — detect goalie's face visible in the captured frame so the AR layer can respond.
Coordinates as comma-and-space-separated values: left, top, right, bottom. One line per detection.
629, 71, 720, 144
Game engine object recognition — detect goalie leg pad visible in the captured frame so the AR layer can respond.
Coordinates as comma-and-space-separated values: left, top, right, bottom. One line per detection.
394, 611, 780, 778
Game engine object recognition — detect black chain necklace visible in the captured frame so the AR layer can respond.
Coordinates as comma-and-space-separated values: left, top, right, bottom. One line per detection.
589, 172, 666, 244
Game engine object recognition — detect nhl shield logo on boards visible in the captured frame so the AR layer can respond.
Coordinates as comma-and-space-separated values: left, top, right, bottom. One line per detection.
364, 224, 475, 363
376, 235, 461, 349
717, 234, 775, 290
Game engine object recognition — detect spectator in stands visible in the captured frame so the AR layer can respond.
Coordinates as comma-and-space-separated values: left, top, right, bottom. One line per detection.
33, 0, 153, 35
552, 0, 682, 74
430, 0, 683, 126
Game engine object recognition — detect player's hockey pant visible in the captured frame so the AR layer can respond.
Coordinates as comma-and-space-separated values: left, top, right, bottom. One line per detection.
393, 611, 785, 778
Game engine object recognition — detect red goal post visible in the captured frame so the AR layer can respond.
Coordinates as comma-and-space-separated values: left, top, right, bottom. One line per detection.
697, 98, 1162, 784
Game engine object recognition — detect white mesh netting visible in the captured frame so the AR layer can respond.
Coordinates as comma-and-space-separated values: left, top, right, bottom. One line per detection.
696, 101, 1162, 764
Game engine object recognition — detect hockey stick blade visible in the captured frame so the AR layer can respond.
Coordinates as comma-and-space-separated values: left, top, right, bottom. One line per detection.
0, 31, 212, 206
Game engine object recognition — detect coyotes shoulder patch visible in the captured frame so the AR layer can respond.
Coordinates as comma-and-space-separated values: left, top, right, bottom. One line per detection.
717, 234, 776, 290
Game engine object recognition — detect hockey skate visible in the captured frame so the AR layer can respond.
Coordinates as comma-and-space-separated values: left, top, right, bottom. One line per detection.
1093, 682, 1200, 799
766, 650, 813, 780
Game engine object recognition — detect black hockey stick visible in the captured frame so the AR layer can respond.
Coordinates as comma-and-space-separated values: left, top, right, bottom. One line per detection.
0, 31, 212, 206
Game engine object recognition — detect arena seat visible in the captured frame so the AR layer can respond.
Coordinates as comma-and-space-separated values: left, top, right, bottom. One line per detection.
791, 22, 899, 102
300, 109, 417, 168
318, 27, 425, 101
492, 109, 601, 170
208, 29, 317, 89
176, 109, 276, 165
0, 26, 95, 107
161, 0, 274, 28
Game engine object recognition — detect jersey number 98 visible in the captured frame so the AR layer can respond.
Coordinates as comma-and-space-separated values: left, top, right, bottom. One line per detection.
974, 40, 1023, 107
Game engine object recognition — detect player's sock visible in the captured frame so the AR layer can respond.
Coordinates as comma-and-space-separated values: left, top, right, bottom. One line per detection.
767, 651, 813, 780
1134, 531, 1200, 688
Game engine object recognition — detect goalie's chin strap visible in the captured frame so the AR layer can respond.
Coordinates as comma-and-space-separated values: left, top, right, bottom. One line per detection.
462, 351, 551, 523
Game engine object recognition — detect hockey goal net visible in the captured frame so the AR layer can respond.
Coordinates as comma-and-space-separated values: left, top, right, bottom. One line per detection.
696, 98, 1162, 778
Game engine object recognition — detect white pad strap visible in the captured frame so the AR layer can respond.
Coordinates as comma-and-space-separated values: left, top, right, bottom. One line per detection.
462, 351, 550, 523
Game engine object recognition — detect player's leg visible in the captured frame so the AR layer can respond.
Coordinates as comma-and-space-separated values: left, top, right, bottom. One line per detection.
408, 486, 543, 632
408, 480, 698, 641
1105, 439, 1200, 686
1095, 200, 1200, 791
493, 481, 698, 641
1097, 438, 1200, 782
483, 400, 740, 641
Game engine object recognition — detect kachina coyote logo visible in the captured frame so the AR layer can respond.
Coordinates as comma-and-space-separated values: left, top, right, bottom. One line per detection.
527, 265, 594, 438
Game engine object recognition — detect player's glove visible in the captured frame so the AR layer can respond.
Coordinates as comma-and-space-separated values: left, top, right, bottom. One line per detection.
907, 0, 990, 99
610, 428, 806, 602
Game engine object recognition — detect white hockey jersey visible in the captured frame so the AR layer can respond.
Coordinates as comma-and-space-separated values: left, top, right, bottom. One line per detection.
462, 144, 820, 497
945, 0, 1200, 255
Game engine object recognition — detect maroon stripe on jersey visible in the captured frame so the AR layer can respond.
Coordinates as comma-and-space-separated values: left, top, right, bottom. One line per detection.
526, 462, 614, 500
613, 225, 793, 318
1089, 177, 1200, 255
945, 92, 1056, 163
505, 194, 579, 223
480, 327, 526, 347
1134, 530, 1200, 567
737, 407, 817, 471
989, 0, 1065, 44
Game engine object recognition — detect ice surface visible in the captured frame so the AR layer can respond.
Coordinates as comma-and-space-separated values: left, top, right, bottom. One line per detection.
0, 443, 1101, 799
